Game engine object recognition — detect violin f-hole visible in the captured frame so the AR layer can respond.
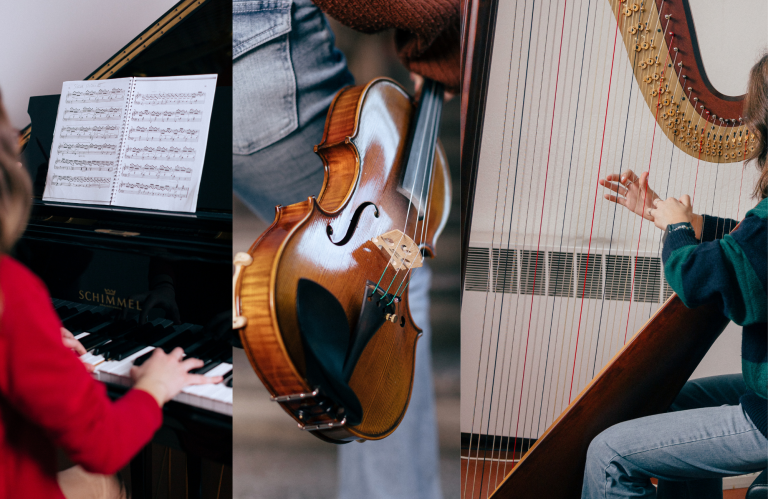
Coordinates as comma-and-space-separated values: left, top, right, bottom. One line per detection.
326, 202, 379, 246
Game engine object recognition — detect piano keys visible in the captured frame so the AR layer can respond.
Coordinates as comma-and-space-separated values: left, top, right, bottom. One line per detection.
54, 298, 233, 416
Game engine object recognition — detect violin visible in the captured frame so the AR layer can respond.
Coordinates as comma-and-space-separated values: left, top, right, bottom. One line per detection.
233, 78, 451, 443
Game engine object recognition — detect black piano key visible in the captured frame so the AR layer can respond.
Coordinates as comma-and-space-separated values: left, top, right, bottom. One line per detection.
63, 311, 109, 334
112, 342, 147, 361
224, 371, 233, 388
92, 339, 122, 356
97, 319, 139, 338
55, 305, 80, 321
189, 346, 229, 374
80, 334, 110, 351
132, 349, 155, 367
190, 359, 222, 375
150, 328, 184, 347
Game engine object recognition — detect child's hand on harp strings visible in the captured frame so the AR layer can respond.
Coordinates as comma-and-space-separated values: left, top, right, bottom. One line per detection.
599, 170, 659, 221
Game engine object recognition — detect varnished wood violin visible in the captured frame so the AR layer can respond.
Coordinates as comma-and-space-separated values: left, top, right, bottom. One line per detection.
233, 78, 450, 443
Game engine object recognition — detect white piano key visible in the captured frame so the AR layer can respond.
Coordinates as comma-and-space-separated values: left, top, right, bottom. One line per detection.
74, 332, 90, 340
97, 347, 155, 386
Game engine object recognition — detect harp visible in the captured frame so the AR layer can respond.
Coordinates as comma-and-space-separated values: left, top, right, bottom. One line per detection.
460, 0, 763, 497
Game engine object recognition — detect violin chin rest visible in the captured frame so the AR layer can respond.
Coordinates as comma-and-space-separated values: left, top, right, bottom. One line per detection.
296, 278, 363, 426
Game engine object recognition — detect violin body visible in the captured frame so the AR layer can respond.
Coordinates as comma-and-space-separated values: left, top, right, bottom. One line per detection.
234, 78, 450, 442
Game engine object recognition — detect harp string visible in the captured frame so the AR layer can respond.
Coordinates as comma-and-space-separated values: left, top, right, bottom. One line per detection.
466, 1, 530, 496
576, 0, 651, 396
624, 26, 675, 344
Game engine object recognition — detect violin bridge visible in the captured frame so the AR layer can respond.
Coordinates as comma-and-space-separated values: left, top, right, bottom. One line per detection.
371, 230, 423, 272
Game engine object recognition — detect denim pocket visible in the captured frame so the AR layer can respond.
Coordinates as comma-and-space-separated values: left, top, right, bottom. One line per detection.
233, 0, 298, 155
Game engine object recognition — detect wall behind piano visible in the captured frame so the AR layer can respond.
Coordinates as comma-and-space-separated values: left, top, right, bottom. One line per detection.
0, 0, 179, 129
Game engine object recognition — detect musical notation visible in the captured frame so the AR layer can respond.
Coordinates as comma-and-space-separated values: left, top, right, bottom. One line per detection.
53, 159, 116, 172
130, 109, 203, 123
65, 88, 125, 103
127, 126, 200, 143
51, 175, 111, 188
122, 163, 193, 181
64, 107, 122, 121
57, 143, 118, 156
124, 146, 195, 161
118, 181, 190, 200
60, 125, 120, 140
134, 91, 205, 106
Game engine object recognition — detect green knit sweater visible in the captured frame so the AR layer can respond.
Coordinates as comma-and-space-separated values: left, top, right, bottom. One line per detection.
662, 198, 767, 436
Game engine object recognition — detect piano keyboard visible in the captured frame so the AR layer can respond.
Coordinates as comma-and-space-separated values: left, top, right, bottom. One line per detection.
53, 299, 233, 416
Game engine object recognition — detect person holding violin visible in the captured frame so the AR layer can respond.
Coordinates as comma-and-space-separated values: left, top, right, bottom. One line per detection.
232, 0, 458, 498
0, 95, 223, 498
582, 54, 768, 499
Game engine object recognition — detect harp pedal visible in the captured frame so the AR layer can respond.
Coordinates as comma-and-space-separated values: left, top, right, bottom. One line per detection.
371, 230, 424, 271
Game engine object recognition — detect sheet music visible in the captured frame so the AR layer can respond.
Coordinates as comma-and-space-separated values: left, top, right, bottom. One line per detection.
43, 74, 216, 212
44, 79, 132, 204
112, 75, 216, 212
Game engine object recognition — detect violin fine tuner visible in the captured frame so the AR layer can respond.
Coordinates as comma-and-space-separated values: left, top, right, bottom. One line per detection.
371, 230, 424, 272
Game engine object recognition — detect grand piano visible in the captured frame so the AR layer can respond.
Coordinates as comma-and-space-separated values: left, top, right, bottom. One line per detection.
13, 0, 233, 497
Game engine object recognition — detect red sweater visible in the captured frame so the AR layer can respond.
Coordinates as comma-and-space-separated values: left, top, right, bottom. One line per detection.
0, 256, 162, 498
313, 0, 460, 93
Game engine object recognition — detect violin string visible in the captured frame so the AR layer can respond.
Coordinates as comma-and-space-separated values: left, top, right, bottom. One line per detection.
372, 81, 437, 299
388, 92, 442, 307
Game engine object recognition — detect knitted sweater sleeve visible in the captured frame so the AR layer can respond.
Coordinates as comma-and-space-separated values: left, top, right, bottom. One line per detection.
661, 200, 767, 327
311, 0, 460, 92
0, 258, 162, 475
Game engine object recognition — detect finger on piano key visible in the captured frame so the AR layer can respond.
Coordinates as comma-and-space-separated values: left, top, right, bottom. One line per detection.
95, 346, 156, 386
80, 351, 105, 367
176, 363, 232, 413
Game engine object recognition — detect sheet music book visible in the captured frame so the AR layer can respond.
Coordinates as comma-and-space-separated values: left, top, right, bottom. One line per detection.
43, 74, 217, 213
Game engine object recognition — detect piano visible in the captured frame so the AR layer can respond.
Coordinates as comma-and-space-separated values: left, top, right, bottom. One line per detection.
13, 0, 233, 497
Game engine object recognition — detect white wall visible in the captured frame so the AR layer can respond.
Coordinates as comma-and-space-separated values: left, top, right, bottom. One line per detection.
0, 1, 179, 129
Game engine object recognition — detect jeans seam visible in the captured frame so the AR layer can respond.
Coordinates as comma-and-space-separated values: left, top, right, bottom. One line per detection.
619, 427, 760, 460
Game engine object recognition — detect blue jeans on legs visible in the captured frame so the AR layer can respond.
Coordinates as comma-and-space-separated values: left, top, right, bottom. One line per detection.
233, 1, 443, 497
582, 375, 768, 499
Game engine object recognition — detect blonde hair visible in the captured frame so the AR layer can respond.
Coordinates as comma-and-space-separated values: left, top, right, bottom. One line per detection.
744, 53, 768, 200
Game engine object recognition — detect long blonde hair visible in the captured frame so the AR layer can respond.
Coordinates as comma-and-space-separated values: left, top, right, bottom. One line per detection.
744, 53, 768, 200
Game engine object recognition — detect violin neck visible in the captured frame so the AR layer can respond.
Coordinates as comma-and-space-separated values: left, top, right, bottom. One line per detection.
399, 78, 444, 218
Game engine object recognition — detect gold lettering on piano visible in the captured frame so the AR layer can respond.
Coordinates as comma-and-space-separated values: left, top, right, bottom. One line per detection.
78, 288, 142, 311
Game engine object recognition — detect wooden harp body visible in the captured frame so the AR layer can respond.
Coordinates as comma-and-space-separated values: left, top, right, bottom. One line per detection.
460, 0, 763, 496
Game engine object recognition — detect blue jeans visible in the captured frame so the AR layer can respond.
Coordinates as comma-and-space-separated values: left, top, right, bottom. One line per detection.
582, 375, 768, 498
232, 2, 443, 498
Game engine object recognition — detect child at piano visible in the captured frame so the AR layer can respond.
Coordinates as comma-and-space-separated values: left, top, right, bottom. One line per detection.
0, 95, 223, 498
583, 55, 768, 498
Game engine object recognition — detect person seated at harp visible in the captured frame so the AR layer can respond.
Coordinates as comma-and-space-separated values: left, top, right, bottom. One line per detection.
0, 97, 223, 498
582, 55, 768, 498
